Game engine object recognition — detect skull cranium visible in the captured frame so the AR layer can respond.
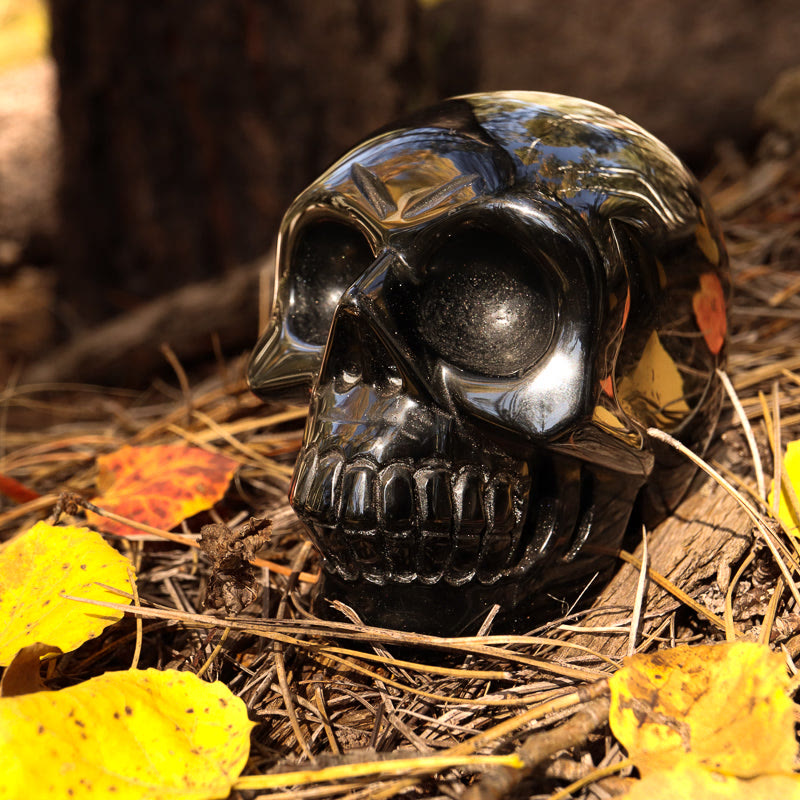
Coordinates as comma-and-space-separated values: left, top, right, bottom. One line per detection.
248, 92, 728, 633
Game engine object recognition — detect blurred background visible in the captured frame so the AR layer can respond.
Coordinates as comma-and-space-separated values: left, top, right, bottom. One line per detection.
2, 0, 800, 386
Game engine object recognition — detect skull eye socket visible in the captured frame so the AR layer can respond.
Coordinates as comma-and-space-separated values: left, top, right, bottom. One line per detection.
287, 220, 374, 346
416, 228, 556, 377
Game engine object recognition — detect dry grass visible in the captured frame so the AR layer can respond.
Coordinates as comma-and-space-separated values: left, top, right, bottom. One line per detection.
2, 141, 800, 798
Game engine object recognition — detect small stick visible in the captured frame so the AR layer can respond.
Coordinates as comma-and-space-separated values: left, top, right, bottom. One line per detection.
367, 680, 610, 800
759, 575, 785, 647
461, 696, 612, 800
547, 757, 632, 800
724, 550, 755, 642
717, 369, 765, 500
61, 592, 616, 676
234, 753, 526, 793
160, 342, 194, 426
274, 540, 315, 760
196, 628, 230, 679
307, 650, 538, 707
313, 686, 341, 755
127, 566, 142, 670
618, 550, 728, 632
772, 382, 782, 519
628, 526, 648, 656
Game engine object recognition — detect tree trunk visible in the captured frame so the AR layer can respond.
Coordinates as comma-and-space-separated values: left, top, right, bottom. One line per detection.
48, 0, 421, 324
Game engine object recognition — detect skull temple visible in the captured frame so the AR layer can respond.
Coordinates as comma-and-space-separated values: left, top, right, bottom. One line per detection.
248, 92, 729, 633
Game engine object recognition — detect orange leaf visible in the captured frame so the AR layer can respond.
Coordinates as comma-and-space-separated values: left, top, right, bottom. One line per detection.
692, 272, 727, 355
0, 474, 40, 504
90, 445, 239, 538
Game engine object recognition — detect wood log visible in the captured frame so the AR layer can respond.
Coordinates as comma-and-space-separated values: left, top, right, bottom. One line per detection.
22, 256, 271, 387
566, 475, 754, 658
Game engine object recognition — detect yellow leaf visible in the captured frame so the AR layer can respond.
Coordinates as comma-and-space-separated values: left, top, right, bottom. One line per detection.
0, 522, 132, 666
0, 668, 253, 800
769, 439, 800, 536
609, 641, 796, 780
617, 762, 800, 800
0, 642, 60, 697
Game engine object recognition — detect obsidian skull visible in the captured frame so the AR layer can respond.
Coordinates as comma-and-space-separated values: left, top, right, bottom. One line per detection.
249, 92, 728, 634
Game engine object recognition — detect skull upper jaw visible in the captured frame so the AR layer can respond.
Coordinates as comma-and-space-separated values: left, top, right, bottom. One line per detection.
294, 437, 646, 635
287, 357, 651, 633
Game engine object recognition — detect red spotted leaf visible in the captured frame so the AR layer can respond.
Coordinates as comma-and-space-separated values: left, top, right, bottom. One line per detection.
90, 445, 239, 538
692, 272, 727, 355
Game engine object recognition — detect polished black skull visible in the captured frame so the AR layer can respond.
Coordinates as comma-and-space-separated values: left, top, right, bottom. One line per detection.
249, 92, 729, 634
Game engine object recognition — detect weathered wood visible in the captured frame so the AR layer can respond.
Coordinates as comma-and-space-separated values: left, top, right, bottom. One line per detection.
23, 257, 270, 386
566, 475, 754, 658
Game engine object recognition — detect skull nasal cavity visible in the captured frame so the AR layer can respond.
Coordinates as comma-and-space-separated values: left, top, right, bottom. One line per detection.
323, 312, 407, 396
417, 229, 556, 377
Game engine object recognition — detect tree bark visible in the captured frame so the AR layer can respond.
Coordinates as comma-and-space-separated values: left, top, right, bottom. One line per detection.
565, 475, 753, 658
48, 0, 420, 324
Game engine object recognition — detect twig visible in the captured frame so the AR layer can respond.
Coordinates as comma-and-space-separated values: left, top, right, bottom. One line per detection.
313, 686, 341, 755
274, 540, 314, 760
773, 382, 783, 518
724, 550, 755, 642
547, 757, 632, 800
718, 369, 765, 499
461, 695, 612, 800
160, 342, 194, 426
59, 595, 616, 677
307, 650, 538, 707
628, 526, 648, 656
196, 628, 230, 679
234, 753, 526, 792
759, 575, 785, 647
127, 566, 142, 670
319, 645, 511, 681
618, 550, 729, 632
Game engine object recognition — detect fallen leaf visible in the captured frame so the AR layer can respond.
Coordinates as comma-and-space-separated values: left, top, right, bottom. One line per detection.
0, 668, 253, 800
609, 641, 797, 796
769, 439, 800, 536
90, 444, 239, 538
617, 762, 800, 800
0, 642, 61, 697
692, 271, 727, 355
0, 522, 132, 667
0, 473, 40, 504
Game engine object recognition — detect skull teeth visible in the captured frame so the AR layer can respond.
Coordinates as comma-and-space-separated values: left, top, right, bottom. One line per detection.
290, 446, 534, 586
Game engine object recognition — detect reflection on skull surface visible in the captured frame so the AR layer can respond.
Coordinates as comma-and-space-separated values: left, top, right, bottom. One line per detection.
248, 92, 729, 634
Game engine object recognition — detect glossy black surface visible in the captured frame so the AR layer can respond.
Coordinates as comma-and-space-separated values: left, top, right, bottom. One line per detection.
248, 92, 729, 634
